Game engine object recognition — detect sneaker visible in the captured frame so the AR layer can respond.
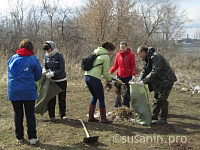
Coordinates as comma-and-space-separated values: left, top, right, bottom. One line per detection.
17, 139, 24, 143
61, 116, 67, 119
30, 138, 38, 145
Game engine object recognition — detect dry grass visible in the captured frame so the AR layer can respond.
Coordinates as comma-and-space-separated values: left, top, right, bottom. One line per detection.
1, 51, 200, 149
1, 79, 200, 149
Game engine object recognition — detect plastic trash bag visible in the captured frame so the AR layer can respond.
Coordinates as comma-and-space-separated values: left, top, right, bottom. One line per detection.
35, 76, 62, 116
130, 83, 152, 126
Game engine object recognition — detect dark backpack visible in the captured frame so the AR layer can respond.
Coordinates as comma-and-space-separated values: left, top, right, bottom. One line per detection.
81, 53, 103, 71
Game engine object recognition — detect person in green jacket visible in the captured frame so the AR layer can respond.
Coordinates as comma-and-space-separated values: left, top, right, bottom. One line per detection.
137, 45, 177, 125
85, 42, 115, 123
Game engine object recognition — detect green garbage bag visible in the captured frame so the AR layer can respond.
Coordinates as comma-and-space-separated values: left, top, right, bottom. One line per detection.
130, 83, 152, 126
35, 76, 62, 116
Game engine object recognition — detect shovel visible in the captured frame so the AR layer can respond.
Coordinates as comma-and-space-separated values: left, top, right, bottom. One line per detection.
79, 119, 99, 143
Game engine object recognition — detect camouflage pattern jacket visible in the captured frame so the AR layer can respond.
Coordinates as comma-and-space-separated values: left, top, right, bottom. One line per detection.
140, 48, 177, 92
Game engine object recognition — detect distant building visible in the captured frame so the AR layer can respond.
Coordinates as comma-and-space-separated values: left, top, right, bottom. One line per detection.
177, 34, 198, 44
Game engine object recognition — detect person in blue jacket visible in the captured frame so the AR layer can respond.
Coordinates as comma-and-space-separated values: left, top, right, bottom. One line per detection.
7, 39, 42, 144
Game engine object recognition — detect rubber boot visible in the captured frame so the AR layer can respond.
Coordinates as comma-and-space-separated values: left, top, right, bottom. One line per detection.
153, 100, 168, 125
152, 100, 161, 120
154, 118, 167, 125
100, 107, 112, 123
160, 101, 169, 119
88, 105, 99, 122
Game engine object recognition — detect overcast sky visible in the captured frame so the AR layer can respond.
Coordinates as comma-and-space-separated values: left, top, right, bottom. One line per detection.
0, 0, 199, 38
172, 0, 200, 38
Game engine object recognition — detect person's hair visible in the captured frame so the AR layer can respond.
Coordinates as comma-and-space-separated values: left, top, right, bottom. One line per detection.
43, 43, 51, 50
138, 45, 148, 53
19, 39, 34, 51
120, 41, 127, 47
102, 42, 115, 51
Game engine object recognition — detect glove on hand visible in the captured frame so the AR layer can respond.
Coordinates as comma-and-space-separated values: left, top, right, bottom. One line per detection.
138, 80, 144, 85
111, 75, 117, 81
46, 71, 54, 78
131, 76, 135, 81
42, 68, 46, 73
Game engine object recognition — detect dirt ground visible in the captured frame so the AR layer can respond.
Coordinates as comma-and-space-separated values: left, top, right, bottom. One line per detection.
0, 80, 200, 150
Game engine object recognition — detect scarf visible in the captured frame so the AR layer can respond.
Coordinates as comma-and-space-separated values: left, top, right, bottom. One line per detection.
16, 48, 34, 56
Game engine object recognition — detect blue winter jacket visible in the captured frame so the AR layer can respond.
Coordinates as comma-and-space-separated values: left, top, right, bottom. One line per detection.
7, 54, 42, 101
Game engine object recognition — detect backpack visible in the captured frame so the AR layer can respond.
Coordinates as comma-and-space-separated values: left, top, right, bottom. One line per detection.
81, 53, 103, 71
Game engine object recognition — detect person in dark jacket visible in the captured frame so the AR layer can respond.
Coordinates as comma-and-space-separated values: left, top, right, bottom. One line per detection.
137, 45, 177, 125
43, 41, 67, 121
110, 41, 136, 108
7, 39, 42, 144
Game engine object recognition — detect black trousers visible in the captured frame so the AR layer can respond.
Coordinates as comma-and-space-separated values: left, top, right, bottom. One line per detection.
48, 80, 67, 118
11, 100, 37, 140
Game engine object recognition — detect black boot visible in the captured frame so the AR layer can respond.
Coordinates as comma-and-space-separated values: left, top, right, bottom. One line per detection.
153, 100, 168, 125
161, 100, 169, 119
154, 118, 167, 125
152, 100, 161, 120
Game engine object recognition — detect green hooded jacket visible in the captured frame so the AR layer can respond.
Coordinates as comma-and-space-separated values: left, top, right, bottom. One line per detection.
85, 47, 112, 82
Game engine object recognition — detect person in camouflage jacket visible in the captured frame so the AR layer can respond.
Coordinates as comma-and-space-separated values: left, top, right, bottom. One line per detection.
137, 45, 177, 125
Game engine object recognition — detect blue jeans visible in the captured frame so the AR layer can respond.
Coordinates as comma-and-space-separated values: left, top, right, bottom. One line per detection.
11, 100, 37, 140
84, 75, 105, 108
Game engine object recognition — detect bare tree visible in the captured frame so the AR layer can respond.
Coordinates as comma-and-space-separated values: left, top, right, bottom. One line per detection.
158, 2, 186, 49
136, 0, 186, 49
42, 0, 60, 40
78, 0, 114, 46
110, 0, 139, 47
137, 0, 165, 45
6, 0, 28, 51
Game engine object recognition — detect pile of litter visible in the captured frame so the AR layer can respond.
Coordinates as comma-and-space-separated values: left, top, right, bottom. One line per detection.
180, 83, 200, 93
86, 107, 135, 122
107, 107, 135, 122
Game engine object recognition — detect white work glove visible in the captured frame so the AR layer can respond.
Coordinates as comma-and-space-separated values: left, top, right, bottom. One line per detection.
42, 68, 47, 75
131, 76, 135, 81
111, 75, 117, 81
129, 76, 135, 84
138, 80, 144, 85
46, 71, 54, 78
42, 68, 46, 73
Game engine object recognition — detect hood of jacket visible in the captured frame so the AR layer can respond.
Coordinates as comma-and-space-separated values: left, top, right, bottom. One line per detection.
16, 48, 34, 56
8, 54, 30, 76
45, 41, 58, 56
144, 47, 155, 62
94, 47, 109, 55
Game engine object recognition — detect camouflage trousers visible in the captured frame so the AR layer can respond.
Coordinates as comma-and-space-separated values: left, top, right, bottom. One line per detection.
152, 84, 173, 120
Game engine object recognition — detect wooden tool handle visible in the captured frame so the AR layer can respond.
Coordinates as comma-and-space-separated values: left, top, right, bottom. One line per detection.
79, 119, 90, 138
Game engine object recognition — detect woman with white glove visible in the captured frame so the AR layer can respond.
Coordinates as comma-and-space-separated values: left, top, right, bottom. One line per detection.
110, 41, 136, 108
43, 41, 67, 121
